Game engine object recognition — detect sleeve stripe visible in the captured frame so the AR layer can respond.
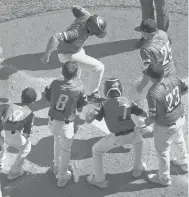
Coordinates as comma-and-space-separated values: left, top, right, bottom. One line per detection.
149, 108, 156, 112
63, 32, 68, 41
149, 112, 156, 117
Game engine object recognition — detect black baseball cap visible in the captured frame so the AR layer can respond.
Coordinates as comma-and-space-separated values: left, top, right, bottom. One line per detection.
134, 19, 158, 33
145, 63, 164, 79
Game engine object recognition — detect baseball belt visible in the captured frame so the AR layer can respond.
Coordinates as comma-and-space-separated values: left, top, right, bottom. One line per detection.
115, 128, 134, 136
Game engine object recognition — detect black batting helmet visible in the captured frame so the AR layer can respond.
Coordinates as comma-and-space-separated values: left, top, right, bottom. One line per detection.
86, 15, 107, 38
104, 78, 122, 98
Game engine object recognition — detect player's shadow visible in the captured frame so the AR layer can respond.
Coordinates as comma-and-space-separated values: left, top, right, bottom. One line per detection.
0, 169, 165, 197
1, 39, 139, 80
26, 134, 131, 167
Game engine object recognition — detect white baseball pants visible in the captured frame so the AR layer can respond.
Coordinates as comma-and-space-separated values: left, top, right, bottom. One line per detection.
58, 48, 104, 95
49, 118, 74, 180
92, 128, 144, 181
154, 115, 188, 180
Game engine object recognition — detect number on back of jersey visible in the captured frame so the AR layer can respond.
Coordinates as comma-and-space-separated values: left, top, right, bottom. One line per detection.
56, 94, 69, 111
161, 41, 172, 66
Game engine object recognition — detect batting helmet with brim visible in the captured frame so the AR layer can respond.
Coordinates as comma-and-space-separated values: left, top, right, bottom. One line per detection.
134, 19, 158, 33
104, 78, 123, 98
62, 61, 78, 80
21, 87, 37, 103
86, 15, 107, 38
145, 63, 164, 79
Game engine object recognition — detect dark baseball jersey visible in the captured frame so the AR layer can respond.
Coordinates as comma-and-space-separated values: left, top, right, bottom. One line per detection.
147, 75, 188, 126
48, 77, 87, 121
0, 103, 34, 134
140, 30, 175, 76
57, 6, 91, 54
95, 97, 146, 134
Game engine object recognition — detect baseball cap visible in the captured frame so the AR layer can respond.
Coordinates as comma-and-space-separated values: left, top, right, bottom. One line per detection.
146, 63, 164, 79
62, 61, 78, 80
134, 19, 158, 33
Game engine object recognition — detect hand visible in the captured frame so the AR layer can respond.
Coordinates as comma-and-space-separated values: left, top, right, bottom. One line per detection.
41, 55, 49, 64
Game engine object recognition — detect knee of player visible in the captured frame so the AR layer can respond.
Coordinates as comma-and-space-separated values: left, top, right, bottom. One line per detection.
92, 143, 103, 155
95, 62, 104, 72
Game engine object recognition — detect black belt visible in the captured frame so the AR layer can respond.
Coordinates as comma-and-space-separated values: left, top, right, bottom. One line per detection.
50, 117, 70, 124
115, 128, 134, 136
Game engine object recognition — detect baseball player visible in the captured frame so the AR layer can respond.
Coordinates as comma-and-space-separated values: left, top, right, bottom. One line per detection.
143, 64, 188, 186
139, 0, 169, 33
41, 5, 107, 97
0, 87, 37, 180
85, 78, 147, 188
45, 61, 88, 187
129, 19, 175, 105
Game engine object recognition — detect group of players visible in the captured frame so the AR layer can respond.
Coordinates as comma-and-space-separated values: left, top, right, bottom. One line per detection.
0, 5, 188, 192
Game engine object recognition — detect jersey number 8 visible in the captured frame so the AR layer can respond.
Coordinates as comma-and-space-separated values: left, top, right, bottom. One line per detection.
165, 86, 180, 112
56, 94, 69, 111
161, 41, 172, 66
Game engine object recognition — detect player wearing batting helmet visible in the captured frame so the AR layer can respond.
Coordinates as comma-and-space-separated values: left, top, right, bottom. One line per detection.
85, 78, 148, 188
143, 64, 188, 186
0, 87, 37, 180
41, 5, 107, 98
45, 61, 88, 187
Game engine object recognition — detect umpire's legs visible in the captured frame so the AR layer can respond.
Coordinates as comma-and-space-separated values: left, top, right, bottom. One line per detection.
58, 48, 104, 95
140, 0, 155, 21
92, 129, 144, 181
154, 0, 169, 31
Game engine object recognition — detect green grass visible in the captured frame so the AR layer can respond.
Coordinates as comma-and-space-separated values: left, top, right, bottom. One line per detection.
0, 0, 188, 23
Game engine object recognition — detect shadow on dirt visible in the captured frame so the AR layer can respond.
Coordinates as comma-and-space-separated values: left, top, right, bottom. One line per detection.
0, 168, 165, 197
2, 39, 139, 79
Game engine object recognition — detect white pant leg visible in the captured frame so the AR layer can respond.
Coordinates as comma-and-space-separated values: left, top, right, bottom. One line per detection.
153, 116, 186, 180
49, 119, 74, 179
171, 116, 188, 165
58, 48, 104, 95
10, 139, 31, 173
92, 129, 144, 181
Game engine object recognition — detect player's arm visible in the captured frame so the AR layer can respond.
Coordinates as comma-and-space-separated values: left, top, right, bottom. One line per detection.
144, 93, 157, 126
137, 48, 151, 92
44, 82, 53, 102
22, 113, 35, 138
130, 102, 147, 117
72, 5, 91, 21
77, 90, 88, 113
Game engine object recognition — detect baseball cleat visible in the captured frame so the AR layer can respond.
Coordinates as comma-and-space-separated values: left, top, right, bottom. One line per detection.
7, 169, 25, 180
133, 162, 146, 178
87, 175, 109, 188
147, 174, 171, 186
57, 170, 72, 187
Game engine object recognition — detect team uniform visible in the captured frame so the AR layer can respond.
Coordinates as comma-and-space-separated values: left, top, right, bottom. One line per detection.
145, 72, 188, 185
0, 103, 34, 180
86, 78, 147, 188
45, 75, 87, 187
43, 5, 106, 95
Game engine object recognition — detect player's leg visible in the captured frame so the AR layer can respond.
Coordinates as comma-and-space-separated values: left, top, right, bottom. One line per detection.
48, 118, 61, 177
7, 139, 31, 180
72, 48, 104, 95
131, 128, 146, 177
171, 116, 188, 172
154, 0, 169, 32
140, 0, 155, 21
41, 34, 60, 64
57, 122, 74, 187
87, 133, 121, 188
148, 124, 173, 186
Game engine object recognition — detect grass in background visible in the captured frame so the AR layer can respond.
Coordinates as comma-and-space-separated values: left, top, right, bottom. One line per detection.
0, 0, 188, 23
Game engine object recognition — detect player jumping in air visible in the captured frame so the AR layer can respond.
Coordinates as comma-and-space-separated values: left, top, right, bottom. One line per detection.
85, 78, 147, 188
0, 87, 37, 180
41, 5, 107, 97
44, 61, 88, 187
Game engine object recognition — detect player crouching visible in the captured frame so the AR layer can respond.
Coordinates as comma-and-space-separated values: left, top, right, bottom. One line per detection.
0, 87, 37, 180
85, 78, 147, 188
